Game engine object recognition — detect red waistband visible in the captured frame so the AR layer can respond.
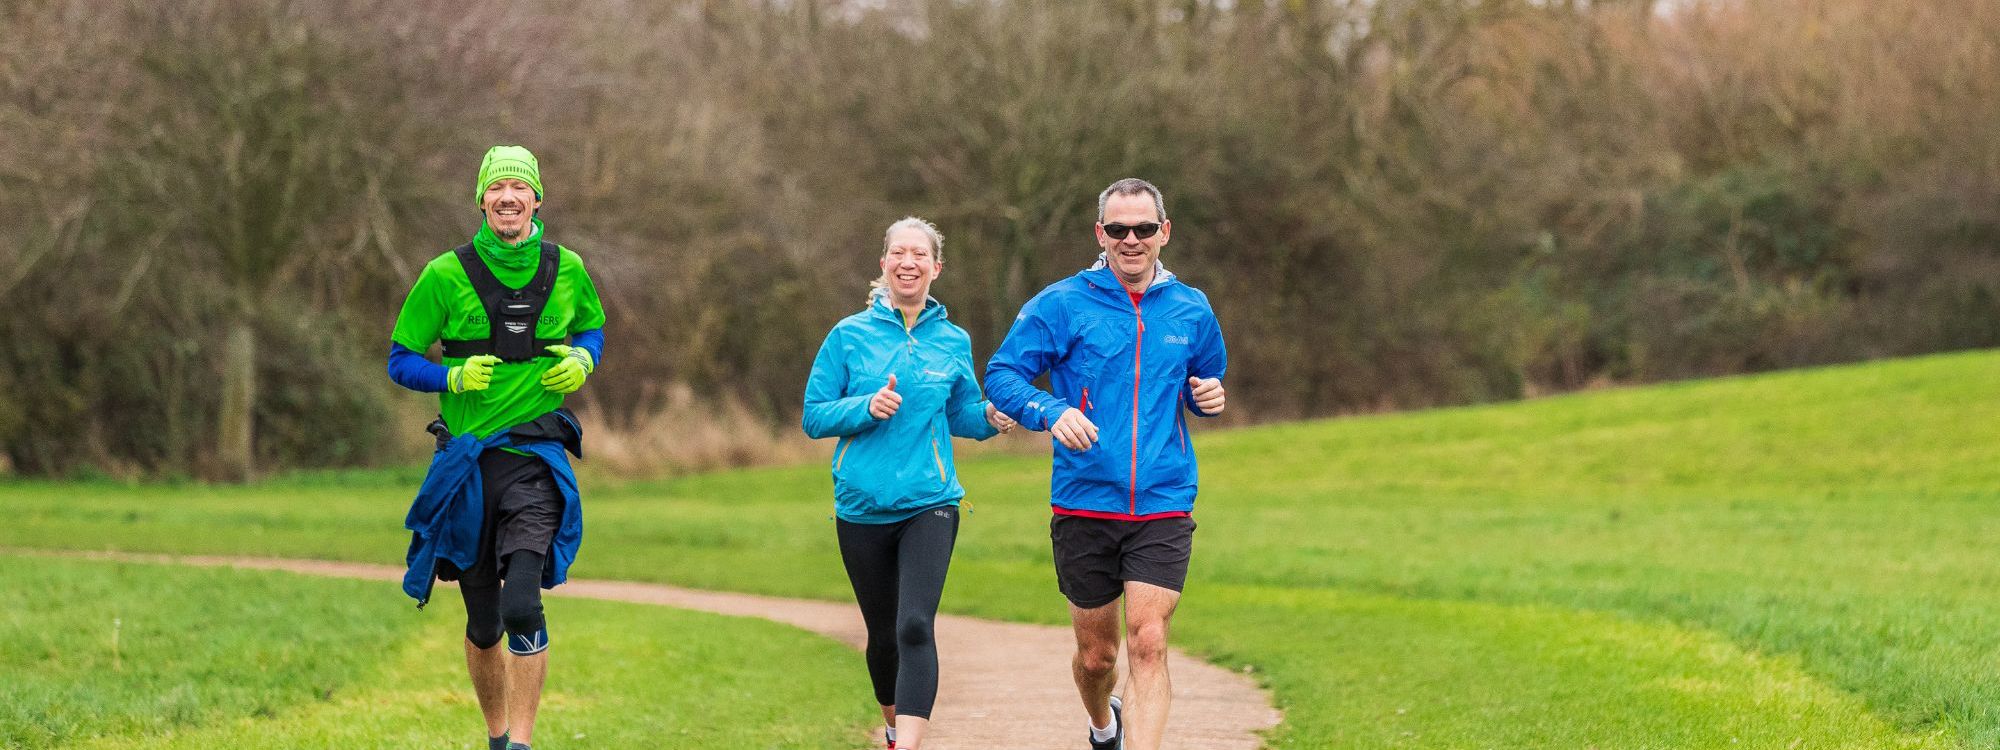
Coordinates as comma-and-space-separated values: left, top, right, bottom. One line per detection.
1052, 507, 1191, 522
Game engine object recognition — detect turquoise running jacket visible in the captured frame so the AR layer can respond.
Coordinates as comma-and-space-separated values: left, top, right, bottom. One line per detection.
803, 295, 999, 524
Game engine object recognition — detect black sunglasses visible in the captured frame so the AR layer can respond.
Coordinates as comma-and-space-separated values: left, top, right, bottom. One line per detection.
1101, 222, 1162, 240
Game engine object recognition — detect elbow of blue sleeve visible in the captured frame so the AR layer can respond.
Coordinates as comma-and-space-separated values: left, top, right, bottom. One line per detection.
980, 374, 1013, 415
387, 343, 448, 393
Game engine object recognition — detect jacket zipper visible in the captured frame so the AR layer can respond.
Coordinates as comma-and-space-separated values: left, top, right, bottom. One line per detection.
931, 430, 969, 514
833, 438, 852, 471
1175, 411, 1186, 454
1081, 386, 1093, 412
1127, 290, 1144, 516
930, 433, 947, 482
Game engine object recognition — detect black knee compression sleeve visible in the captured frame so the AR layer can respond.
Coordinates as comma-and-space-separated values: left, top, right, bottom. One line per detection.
461, 579, 503, 649
500, 550, 548, 655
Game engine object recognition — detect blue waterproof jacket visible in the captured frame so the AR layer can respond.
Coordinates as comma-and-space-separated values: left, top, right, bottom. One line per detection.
402, 429, 582, 606
984, 262, 1227, 518
803, 295, 999, 524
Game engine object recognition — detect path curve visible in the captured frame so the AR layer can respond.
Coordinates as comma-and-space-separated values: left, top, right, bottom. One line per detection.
41, 550, 1281, 749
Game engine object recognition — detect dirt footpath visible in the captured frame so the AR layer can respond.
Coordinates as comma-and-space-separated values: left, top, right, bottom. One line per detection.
53, 552, 1282, 749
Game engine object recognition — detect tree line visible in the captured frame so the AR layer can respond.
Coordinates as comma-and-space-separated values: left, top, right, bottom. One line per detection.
5, 0, 1997, 478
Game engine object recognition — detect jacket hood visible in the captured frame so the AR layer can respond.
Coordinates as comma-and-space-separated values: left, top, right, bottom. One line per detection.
1085, 252, 1177, 290
867, 288, 948, 325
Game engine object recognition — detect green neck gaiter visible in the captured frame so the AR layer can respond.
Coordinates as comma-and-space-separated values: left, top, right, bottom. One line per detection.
472, 218, 545, 272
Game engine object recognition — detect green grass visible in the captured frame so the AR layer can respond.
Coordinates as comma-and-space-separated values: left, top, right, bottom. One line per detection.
9, 349, 2000, 747
0, 554, 867, 749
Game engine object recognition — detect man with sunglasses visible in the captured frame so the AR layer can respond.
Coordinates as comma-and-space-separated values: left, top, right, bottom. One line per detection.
984, 178, 1227, 750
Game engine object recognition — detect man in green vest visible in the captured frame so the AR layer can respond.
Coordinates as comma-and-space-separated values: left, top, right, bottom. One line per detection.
387, 145, 605, 750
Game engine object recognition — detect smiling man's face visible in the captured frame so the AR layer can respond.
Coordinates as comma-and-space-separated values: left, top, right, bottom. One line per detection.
1095, 192, 1170, 291
481, 178, 540, 241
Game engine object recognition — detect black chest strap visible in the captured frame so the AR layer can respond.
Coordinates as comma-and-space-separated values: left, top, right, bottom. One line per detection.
439, 241, 566, 362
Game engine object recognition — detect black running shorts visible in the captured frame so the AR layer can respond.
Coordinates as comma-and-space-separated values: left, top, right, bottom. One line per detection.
435, 449, 562, 587
1050, 514, 1196, 609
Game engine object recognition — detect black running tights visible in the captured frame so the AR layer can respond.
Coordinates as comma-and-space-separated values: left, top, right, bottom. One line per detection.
836, 505, 960, 719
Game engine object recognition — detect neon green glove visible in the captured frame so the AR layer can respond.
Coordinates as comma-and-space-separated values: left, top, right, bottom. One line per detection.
447, 355, 501, 394
540, 345, 594, 394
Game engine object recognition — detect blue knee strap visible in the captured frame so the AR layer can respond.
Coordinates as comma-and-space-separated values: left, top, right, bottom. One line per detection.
508, 626, 549, 656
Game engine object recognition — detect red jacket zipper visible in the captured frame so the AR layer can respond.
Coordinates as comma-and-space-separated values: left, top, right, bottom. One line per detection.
1128, 291, 1144, 515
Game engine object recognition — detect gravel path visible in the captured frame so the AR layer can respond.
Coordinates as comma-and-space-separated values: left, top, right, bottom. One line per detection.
36, 551, 1281, 749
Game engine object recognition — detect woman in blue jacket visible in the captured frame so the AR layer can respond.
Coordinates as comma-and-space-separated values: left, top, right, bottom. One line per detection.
802, 216, 1015, 750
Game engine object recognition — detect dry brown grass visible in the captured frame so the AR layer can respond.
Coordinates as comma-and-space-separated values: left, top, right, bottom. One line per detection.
574, 383, 826, 479
575, 381, 1059, 480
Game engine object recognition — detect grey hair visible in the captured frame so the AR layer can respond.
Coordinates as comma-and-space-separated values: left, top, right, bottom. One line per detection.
869, 216, 944, 298
1097, 178, 1167, 223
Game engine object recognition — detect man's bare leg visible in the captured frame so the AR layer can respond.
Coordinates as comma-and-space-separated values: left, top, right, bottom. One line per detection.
1070, 598, 1122, 729
1120, 581, 1182, 750
465, 638, 508, 741
506, 650, 548, 746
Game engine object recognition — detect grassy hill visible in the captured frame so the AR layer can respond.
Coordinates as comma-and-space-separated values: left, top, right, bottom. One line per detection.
8, 350, 1999, 747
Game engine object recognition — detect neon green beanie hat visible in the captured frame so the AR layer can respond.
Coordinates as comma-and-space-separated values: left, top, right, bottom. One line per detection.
475, 145, 542, 205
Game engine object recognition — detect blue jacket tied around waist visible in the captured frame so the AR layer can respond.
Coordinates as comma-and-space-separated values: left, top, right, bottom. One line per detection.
402, 431, 582, 606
